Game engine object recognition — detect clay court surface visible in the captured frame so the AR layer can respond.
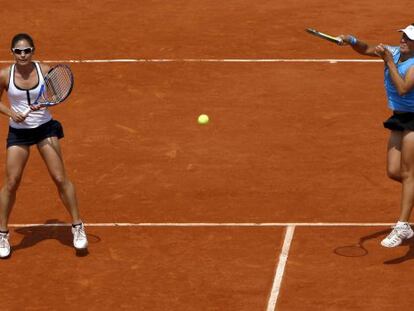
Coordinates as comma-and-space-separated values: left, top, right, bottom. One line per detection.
1, 0, 414, 310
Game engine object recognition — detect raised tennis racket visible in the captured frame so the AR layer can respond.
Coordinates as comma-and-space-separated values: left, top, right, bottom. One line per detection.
306, 28, 343, 45
23, 64, 74, 117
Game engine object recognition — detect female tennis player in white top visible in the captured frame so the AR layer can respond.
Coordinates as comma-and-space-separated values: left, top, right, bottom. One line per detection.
0, 33, 88, 258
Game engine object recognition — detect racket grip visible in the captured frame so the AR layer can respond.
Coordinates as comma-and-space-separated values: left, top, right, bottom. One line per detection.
22, 107, 32, 117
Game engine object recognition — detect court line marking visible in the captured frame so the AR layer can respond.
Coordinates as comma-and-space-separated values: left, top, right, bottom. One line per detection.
266, 225, 296, 311
0, 58, 382, 64
7, 222, 395, 227
7, 221, 383, 310
0, 55, 381, 311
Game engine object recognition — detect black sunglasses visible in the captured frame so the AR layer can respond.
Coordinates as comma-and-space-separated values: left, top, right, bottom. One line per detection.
12, 47, 34, 55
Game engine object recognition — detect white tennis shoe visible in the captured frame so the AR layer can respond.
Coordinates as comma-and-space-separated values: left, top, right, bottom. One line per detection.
0, 231, 11, 258
72, 223, 88, 250
381, 223, 414, 248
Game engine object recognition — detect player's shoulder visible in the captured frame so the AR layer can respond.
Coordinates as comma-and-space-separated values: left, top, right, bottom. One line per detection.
0, 65, 11, 76
0, 66, 11, 86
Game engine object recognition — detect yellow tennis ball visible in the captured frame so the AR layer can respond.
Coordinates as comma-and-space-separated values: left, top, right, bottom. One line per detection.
198, 114, 209, 125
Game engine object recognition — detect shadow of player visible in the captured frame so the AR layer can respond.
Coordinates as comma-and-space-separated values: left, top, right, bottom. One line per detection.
334, 226, 414, 264
383, 234, 414, 265
12, 219, 100, 257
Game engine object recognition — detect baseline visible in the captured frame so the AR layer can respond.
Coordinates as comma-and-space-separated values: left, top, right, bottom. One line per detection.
0, 58, 382, 64
8, 222, 396, 227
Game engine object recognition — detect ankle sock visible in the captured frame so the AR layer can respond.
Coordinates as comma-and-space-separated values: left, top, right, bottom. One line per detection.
397, 221, 409, 228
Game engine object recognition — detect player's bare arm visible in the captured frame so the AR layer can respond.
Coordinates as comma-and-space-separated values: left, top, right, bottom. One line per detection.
0, 68, 10, 116
339, 35, 379, 57
39, 63, 51, 76
0, 68, 25, 122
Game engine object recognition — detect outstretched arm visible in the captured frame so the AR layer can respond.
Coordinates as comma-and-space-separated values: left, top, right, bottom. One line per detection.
339, 35, 379, 57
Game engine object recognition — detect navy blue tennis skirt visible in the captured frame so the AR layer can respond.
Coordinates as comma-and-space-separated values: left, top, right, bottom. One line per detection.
7, 119, 64, 148
383, 112, 414, 131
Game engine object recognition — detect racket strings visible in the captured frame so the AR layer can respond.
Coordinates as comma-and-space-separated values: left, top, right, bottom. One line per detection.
42, 66, 73, 103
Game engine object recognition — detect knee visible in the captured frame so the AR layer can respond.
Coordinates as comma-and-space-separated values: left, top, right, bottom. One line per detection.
51, 174, 68, 189
387, 167, 402, 182
4, 176, 22, 193
400, 168, 414, 182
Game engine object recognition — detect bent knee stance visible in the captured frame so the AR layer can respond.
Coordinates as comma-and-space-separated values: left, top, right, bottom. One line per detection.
400, 169, 414, 182
51, 175, 76, 193
3, 176, 22, 193
51, 174, 69, 188
387, 171, 402, 181
387, 168, 402, 181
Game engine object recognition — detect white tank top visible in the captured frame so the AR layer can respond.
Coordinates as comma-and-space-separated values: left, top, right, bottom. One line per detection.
7, 62, 52, 129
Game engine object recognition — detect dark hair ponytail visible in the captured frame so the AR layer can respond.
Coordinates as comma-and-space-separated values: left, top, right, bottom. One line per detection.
10, 33, 35, 51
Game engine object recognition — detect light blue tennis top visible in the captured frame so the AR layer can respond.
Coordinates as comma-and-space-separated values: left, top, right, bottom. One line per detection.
384, 46, 414, 112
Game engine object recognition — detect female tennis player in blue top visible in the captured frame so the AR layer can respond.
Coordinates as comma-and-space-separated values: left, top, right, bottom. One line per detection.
339, 24, 414, 247
0, 33, 88, 258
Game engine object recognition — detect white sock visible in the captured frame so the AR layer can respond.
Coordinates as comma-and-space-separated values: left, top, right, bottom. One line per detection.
397, 221, 409, 228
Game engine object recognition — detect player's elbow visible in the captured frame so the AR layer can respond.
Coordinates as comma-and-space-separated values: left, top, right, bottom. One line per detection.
397, 88, 409, 96
396, 82, 414, 95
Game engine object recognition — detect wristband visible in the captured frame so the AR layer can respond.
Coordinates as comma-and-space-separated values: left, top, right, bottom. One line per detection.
348, 35, 358, 46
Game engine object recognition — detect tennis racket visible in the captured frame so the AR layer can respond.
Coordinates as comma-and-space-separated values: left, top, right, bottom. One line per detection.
306, 28, 343, 45
23, 64, 74, 117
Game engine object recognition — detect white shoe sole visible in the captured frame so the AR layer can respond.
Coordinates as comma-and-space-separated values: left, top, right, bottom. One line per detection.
74, 242, 88, 250
0, 249, 11, 258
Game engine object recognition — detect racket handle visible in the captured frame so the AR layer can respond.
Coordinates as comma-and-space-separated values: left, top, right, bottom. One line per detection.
22, 107, 32, 117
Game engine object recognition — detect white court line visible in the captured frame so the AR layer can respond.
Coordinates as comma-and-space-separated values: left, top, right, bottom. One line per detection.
266, 225, 296, 311
6, 221, 384, 309
0, 58, 382, 64
7, 222, 395, 227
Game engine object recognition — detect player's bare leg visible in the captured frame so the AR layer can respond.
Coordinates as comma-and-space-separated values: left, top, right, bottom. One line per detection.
37, 136, 81, 223
0, 145, 30, 231
37, 136, 87, 249
387, 130, 402, 182
382, 131, 414, 247
0, 145, 30, 258
398, 131, 414, 222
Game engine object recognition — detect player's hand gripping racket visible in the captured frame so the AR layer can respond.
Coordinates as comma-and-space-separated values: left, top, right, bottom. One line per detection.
23, 64, 74, 117
306, 28, 343, 45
